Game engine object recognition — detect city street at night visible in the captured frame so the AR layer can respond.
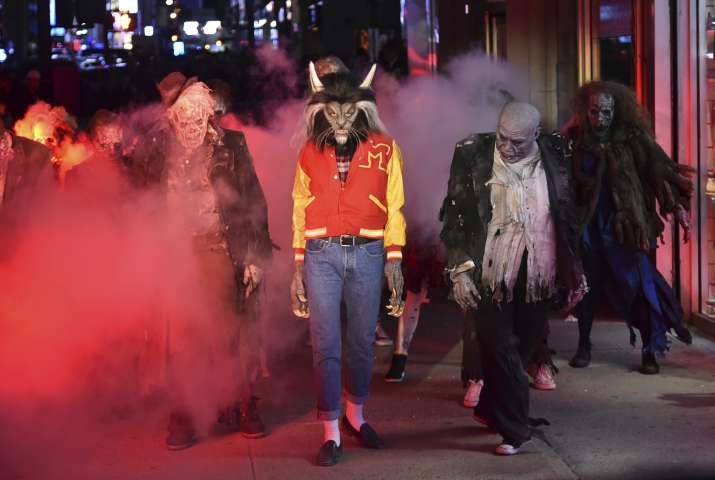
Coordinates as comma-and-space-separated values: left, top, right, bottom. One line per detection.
9, 300, 715, 480
3, 2, 715, 480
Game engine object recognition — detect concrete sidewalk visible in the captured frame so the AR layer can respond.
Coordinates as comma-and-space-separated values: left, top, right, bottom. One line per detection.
13, 299, 715, 480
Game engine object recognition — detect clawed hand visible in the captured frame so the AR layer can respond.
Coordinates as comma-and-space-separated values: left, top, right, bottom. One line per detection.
385, 260, 405, 317
291, 264, 310, 318
674, 205, 691, 243
243, 264, 263, 298
452, 271, 480, 311
564, 275, 589, 312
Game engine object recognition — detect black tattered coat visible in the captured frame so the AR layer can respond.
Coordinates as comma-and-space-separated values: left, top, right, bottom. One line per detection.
134, 125, 273, 299
2, 134, 53, 206
439, 132, 583, 299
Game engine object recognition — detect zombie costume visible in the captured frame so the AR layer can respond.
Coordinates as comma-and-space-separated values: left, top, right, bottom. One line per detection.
291, 62, 406, 466
137, 73, 273, 448
565, 82, 693, 373
0, 126, 52, 210
12, 101, 77, 181
440, 103, 584, 453
65, 110, 130, 195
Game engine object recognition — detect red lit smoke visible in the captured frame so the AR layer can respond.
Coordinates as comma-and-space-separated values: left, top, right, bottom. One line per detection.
1, 48, 524, 477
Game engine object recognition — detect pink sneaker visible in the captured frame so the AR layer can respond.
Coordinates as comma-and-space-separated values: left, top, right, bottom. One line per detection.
527, 364, 556, 391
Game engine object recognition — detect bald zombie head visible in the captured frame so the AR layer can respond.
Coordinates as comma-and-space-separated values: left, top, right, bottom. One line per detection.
495, 102, 541, 164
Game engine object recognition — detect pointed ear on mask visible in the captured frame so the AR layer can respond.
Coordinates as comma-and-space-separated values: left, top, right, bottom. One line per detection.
308, 62, 324, 93
360, 64, 377, 90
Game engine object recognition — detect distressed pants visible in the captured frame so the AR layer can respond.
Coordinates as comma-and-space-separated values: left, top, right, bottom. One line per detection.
472, 255, 549, 443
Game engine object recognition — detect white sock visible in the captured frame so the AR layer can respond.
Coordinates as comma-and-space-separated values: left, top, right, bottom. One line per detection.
346, 401, 365, 429
323, 419, 340, 446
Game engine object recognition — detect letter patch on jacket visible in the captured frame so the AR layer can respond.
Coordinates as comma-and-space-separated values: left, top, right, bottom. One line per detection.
359, 143, 391, 172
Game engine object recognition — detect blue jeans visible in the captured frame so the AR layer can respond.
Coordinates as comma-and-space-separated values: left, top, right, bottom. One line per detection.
303, 238, 385, 420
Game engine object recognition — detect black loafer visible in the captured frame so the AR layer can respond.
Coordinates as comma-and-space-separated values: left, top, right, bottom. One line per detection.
569, 345, 591, 368
166, 412, 197, 450
317, 440, 343, 466
639, 352, 660, 375
341, 416, 385, 449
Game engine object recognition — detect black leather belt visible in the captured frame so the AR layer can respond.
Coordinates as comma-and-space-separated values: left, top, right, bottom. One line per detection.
322, 235, 374, 246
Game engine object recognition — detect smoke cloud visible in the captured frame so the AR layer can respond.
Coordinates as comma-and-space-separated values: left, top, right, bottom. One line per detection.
1, 48, 524, 478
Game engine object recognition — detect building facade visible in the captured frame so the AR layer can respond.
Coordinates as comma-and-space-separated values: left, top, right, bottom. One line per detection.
409, 0, 714, 333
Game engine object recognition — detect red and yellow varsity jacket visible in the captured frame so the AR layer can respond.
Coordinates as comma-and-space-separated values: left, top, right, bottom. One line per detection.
292, 132, 407, 263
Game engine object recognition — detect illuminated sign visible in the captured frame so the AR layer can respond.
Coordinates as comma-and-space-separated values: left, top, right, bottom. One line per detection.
173, 41, 185, 56
203, 20, 221, 35
183, 21, 200, 36
117, 0, 139, 13
112, 11, 137, 31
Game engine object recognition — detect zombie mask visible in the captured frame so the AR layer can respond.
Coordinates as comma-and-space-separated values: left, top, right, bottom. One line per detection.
168, 82, 216, 151
32, 122, 55, 147
495, 102, 541, 164
587, 93, 615, 139
305, 62, 386, 148
170, 101, 209, 150
92, 124, 122, 157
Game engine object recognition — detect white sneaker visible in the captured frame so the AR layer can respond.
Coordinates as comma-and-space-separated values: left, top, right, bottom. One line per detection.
463, 379, 483, 408
527, 364, 556, 391
495, 443, 520, 455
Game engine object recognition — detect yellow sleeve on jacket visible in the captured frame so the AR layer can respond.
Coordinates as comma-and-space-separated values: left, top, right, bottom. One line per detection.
385, 140, 407, 260
292, 152, 311, 263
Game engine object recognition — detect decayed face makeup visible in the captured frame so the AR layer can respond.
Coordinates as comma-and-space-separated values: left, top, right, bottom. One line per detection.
323, 101, 358, 145
170, 100, 209, 150
92, 125, 122, 156
587, 93, 615, 138
495, 126, 538, 164
495, 102, 541, 164
32, 122, 54, 147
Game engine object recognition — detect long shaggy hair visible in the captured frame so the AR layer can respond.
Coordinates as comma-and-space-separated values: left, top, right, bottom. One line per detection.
568, 81, 652, 141
302, 72, 387, 150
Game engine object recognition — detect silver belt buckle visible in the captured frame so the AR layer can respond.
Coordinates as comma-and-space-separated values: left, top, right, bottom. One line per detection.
339, 235, 355, 247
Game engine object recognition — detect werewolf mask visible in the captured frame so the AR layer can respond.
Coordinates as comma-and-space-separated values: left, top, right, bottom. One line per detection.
305, 62, 386, 148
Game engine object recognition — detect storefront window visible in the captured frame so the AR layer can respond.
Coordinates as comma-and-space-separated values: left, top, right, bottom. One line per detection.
701, 1, 715, 317
598, 0, 634, 86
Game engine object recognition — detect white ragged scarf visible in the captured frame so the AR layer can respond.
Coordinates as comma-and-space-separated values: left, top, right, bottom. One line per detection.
481, 146, 557, 303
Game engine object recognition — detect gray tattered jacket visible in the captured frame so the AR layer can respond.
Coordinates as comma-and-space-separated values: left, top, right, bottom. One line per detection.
439, 132, 583, 300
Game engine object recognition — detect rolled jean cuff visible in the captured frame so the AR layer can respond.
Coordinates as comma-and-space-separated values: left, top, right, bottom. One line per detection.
317, 408, 341, 421
346, 392, 368, 405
